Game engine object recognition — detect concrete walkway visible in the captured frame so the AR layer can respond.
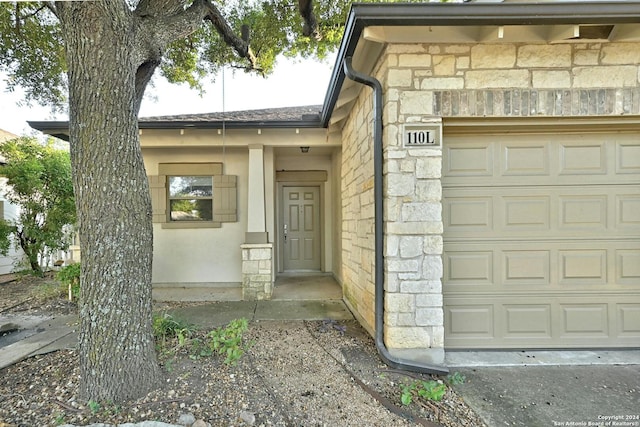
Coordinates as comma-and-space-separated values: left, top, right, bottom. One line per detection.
0, 314, 77, 369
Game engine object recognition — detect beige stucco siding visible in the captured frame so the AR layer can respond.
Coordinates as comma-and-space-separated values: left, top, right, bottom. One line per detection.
143, 147, 248, 285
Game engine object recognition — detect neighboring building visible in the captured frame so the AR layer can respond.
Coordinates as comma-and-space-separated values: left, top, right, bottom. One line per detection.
31, 2, 640, 361
0, 129, 26, 275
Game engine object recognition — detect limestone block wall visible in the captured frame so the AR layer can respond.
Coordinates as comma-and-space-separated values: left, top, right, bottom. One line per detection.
340, 92, 377, 333
385, 42, 640, 118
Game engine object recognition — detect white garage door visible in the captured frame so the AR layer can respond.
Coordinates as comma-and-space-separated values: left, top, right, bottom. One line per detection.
442, 127, 640, 349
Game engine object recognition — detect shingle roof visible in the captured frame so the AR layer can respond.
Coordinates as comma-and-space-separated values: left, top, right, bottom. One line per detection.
138, 105, 322, 123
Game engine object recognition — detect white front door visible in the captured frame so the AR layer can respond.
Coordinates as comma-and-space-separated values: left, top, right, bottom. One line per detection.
282, 186, 321, 271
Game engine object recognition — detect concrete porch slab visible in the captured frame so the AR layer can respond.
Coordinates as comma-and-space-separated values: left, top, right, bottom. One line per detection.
165, 299, 354, 330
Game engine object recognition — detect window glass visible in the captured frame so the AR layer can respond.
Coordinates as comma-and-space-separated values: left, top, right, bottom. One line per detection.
169, 176, 213, 197
168, 176, 213, 221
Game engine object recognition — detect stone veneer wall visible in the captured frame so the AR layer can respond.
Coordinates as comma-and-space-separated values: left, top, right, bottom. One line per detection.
341, 41, 640, 351
387, 42, 640, 118
340, 91, 377, 333
240, 243, 273, 300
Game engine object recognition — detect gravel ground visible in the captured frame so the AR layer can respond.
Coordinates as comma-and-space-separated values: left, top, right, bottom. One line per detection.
0, 275, 487, 427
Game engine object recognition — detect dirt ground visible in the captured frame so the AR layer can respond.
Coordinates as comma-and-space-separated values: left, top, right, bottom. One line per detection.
0, 274, 487, 427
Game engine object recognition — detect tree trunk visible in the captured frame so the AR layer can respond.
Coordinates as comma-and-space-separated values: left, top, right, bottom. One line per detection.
18, 230, 43, 276
57, 3, 161, 403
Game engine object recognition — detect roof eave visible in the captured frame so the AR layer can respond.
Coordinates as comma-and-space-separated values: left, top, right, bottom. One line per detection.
28, 118, 324, 136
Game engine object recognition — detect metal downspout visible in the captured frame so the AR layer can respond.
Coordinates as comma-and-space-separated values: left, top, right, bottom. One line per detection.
343, 57, 448, 376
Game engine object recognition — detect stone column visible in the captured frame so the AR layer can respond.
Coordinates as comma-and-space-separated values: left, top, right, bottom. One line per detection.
241, 145, 273, 300
384, 121, 445, 355
241, 243, 274, 300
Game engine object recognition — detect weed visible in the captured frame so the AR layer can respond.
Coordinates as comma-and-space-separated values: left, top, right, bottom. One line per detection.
152, 313, 196, 354
32, 281, 66, 302
400, 379, 447, 406
207, 318, 250, 366
87, 400, 100, 414
446, 371, 466, 386
54, 412, 66, 425
153, 314, 251, 366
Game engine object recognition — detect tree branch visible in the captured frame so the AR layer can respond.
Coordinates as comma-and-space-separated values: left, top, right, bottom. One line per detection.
134, 60, 161, 116
200, 0, 258, 71
298, 0, 321, 40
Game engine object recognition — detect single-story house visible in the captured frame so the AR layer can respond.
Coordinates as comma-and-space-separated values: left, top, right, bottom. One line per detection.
31, 1, 640, 367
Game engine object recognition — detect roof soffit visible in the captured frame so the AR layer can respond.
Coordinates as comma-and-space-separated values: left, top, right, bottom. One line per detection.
324, 1, 640, 128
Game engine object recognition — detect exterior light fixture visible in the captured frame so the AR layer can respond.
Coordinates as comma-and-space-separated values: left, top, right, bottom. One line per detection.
300, 146, 310, 153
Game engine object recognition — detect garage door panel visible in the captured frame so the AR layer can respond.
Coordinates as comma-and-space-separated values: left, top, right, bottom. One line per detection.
616, 142, 640, 174
559, 249, 607, 286
503, 250, 550, 285
559, 195, 607, 230
446, 251, 493, 284
561, 304, 609, 336
503, 305, 552, 338
504, 196, 550, 229
447, 197, 493, 230
445, 295, 640, 348
559, 143, 607, 175
618, 305, 640, 336
446, 304, 495, 337
445, 144, 493, 177
617, 250, 640, 284
617, 194, 640, 228
503, 144, 549, 176
445, 187, 637, 238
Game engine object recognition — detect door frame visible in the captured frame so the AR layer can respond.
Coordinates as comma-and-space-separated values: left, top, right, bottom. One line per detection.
276, 181, 325, 273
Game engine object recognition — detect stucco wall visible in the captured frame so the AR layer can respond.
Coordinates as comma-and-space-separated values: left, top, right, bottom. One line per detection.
143, 147, 248, 285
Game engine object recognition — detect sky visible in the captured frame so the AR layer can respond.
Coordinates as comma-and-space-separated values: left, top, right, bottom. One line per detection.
0, 54, 336, 137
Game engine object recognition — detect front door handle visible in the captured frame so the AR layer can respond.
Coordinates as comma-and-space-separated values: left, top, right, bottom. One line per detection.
284, 224, 287, 242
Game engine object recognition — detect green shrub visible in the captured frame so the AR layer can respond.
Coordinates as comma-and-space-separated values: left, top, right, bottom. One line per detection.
56, 262, 81, 300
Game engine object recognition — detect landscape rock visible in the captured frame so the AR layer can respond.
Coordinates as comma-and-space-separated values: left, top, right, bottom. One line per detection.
239, 410, 256, 425
176, 412, 195, 426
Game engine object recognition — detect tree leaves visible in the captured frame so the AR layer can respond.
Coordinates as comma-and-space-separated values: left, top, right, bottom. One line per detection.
0, 136, 75, 274
0, 2, 67, 109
